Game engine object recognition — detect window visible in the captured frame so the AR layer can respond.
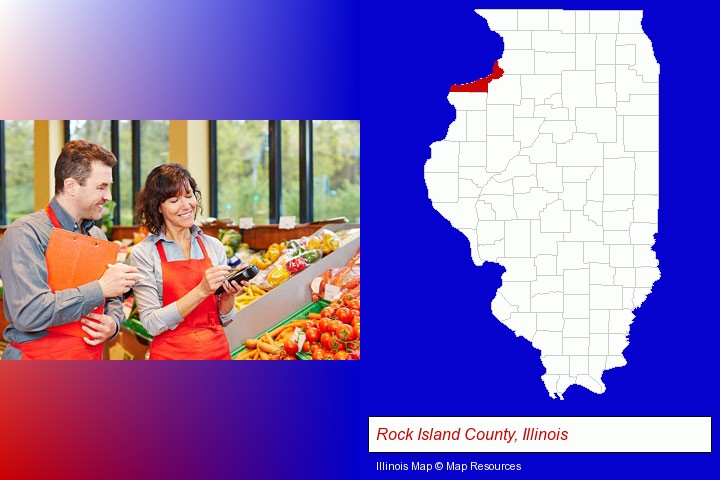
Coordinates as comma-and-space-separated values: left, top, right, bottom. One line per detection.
313, 120, 360, 223
213, 120, 360, 225
68, 120, 111, 147
139, 120, 169, 183
118, 121, 133, 225
0, 120, 34, 225
216, 121, 270, 224
281, 120, 300, 219
67, 120, 169, 225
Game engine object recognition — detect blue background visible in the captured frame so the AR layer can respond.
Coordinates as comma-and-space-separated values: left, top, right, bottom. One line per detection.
0, 0, 717, 478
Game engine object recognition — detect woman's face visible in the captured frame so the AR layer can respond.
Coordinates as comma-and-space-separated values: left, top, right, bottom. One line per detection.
159, 187, 197, 231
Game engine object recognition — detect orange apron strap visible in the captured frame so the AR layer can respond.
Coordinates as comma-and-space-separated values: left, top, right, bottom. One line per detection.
44, 204, 63, 228
156, 240, 169, 262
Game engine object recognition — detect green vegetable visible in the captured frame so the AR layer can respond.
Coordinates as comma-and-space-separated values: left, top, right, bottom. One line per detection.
221, 230, 242, 251
301, 249, 322, 264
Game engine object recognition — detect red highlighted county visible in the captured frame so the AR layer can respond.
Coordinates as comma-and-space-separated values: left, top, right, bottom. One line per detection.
450, 61, 504, 92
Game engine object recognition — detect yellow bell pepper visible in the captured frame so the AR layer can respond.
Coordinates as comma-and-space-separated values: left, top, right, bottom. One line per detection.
265, 243, 282, 262
321, 232, 340, 254
307, 236, 322, 251
250, 256, 273, 270
267, 264, 291, 288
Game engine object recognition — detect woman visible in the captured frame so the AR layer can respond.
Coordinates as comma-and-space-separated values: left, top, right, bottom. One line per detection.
130, 163, 242, 360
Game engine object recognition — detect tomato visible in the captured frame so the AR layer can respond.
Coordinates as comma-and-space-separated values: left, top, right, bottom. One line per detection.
330, 300, 344, 310
350, 309, 360, 318
302, 341, 312, 353
342, 294, 355, 307
336, 324, 354, 341
353, 324, 360, 340
320, 307, 335, 318
305, 328, 320, 343
323, 351, 335, 360
347, 300, 360, 311
351, 316, 360, 327
312, 350, 325, 360
335, 307, 353, 324
329, 336, 346, 352
320, 332, 333, 350
334, 350, 349, 360
310, 343, 322, 354
284, 356, 298, 360
303, 320, 315, 331
328, 320, 341, 335
284, 340, 299, 356
318, 318, 330, 333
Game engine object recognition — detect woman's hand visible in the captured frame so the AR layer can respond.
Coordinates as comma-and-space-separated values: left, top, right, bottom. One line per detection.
199, 265, 231, 296
217, 265, 250, 315
218, 277, 249, 300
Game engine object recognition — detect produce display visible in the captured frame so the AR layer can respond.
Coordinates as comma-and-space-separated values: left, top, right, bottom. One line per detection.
233, 284, 267, 310
299, 294, 360, 361
218, 229, 252, 264
236, 247, 361, 360
310, 248, 361, 303
250, 228, 347, 291
234, 292, 360, 360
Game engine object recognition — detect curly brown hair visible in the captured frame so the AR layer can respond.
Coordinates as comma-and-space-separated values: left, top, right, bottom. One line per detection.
136, 163, 203, 234
54, 140, 117, 194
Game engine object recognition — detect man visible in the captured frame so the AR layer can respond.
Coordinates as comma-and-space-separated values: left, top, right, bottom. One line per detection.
0, 140, 139, 360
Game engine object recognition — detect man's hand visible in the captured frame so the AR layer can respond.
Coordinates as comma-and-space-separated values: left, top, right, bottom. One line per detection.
81, 312, 118, 345
99, 263, 139, 297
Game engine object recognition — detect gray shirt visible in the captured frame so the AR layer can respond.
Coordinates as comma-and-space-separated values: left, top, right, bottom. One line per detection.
0, 197, 125, 360
129, 225, 236, 337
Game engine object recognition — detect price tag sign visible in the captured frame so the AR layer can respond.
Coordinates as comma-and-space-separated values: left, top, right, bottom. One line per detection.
323, 284, 341, 301
291, 327, 307, 351
239, 217, 254, 229
278, 215, 296, 230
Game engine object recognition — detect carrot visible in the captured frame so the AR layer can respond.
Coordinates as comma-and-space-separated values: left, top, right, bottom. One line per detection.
262, 332, 274, 346
268, 320, 306, 338
257, 340, 278, 354
236, 349, 253, 360
277, 332, 293, 345
308, 312, 321, 320
259, 351, 269, 360
245, 338, 258, 349
273, 326, 294, 340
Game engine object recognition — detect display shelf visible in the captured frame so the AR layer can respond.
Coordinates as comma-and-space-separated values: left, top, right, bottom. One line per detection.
223, 223, 359, 351
230, 299, 329, 359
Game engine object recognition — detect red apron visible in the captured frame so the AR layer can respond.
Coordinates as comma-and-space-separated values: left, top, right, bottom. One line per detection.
149, 236, 231, 360
10, 205, 104, 360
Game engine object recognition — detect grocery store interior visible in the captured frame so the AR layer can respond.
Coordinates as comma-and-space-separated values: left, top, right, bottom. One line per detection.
0, 120, 360, 360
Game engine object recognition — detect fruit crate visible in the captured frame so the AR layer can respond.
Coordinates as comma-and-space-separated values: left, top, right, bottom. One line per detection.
231, 299, 329, 360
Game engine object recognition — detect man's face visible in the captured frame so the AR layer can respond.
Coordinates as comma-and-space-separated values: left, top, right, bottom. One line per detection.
75, 162, 113, 221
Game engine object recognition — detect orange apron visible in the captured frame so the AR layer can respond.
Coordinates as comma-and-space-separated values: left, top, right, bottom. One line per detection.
10, 205, 105, 360
149, 236, 231, 360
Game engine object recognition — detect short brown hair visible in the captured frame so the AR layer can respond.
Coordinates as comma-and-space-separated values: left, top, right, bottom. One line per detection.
54, 140, 117, 194
136, 163, 203, 234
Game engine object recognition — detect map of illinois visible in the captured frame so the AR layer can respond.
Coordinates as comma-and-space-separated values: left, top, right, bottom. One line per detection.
424, 9, 660, 399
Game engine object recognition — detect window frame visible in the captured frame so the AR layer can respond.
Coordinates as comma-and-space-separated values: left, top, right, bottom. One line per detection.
0, 120, 6, 226
210, 119, 318, 225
